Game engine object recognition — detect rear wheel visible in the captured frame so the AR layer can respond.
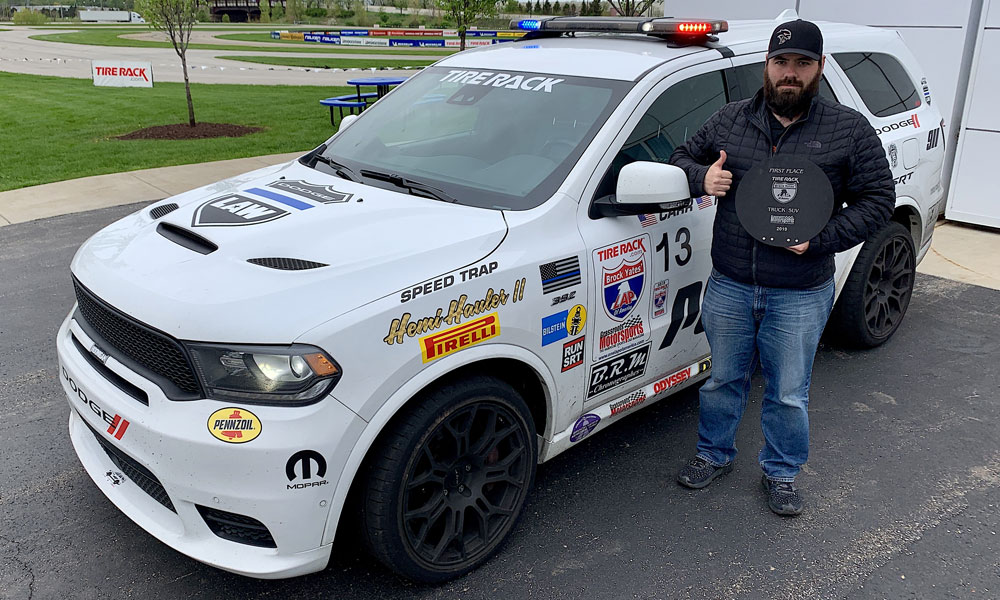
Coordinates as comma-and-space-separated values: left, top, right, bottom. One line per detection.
360, 376, 536, 583
829, 221, 915, 348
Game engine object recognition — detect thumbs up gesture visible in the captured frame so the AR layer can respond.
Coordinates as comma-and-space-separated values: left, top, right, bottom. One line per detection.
704, 150, 732, 197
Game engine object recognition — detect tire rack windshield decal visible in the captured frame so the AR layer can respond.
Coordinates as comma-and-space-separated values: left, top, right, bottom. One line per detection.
438, 70, 565, 93
575, 356, 711, 439
592, 234, 651, 361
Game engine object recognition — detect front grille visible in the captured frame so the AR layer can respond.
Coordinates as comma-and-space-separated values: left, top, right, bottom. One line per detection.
84, 417, 176, 513
247, 257, 328, 271
197, 506, 277, 548
149, 203, 179, 219
72, 334, 149, 405
72, 279, 201, 396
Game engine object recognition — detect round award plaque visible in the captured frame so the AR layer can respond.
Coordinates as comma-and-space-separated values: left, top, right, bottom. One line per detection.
735, 156, 834, 247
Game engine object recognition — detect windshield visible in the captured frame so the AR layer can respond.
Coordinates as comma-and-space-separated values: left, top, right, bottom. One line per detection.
320, 66, 631, 210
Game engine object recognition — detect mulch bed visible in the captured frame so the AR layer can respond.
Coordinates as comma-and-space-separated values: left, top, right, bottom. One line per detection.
116, 123, 263, 141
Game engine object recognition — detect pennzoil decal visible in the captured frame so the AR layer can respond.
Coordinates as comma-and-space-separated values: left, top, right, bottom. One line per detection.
192, 193, 289, 227
207, 407, 262, 443
268, 180, 353, 204
384, 278, 525, 346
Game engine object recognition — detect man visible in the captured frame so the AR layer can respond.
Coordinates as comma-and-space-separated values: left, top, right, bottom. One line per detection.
669, 19, 894, 515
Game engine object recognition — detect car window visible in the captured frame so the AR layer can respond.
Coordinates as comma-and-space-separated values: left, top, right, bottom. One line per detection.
728, 61, 837, 102
833, 52, 921, 117
594, 70, 727, 200
322, 66, 631, 211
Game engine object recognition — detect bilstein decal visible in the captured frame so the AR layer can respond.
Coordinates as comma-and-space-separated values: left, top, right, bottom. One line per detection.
192, 193, 289, 227
207, 407, 262, 444
384, 278, 525, 346
439, 70, 564, 93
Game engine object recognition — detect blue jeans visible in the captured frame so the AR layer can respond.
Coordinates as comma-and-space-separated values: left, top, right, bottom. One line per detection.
695, 270, 835, 482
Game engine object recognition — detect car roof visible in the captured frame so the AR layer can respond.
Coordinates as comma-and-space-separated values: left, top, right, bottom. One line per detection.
435, 19, 898, 81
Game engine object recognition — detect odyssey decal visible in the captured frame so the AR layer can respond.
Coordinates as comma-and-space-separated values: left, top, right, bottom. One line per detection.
561, 337, 585, 372
540, 256, 581, 294
384, 278, 525, 346
192, 193, 289, 227
587, 343, 649, 398
421, 313, 499, 362
268, 180, 353, 204
400, 261, 498, 303
439, 70, 564, 93
207, 408, 262, 444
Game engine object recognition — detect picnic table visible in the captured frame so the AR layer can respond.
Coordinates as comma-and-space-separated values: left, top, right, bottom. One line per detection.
320, 76, 409, 127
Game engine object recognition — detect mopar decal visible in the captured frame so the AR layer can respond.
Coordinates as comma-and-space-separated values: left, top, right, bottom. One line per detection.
192, 193, 289, 227
268, 180, 353, 204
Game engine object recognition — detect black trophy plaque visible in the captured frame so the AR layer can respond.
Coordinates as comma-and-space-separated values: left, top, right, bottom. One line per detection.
736, 156, 834, 247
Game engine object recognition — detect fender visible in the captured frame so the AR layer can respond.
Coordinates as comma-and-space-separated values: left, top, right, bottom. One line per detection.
319, 342, 556, 546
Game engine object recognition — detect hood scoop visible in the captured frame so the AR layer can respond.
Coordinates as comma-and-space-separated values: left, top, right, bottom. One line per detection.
156, 223, 218, 255
247, 257, 328, 271
149, 202, 179, 219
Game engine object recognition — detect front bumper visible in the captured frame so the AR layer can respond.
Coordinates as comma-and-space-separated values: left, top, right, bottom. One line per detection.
57, 311, 365, 579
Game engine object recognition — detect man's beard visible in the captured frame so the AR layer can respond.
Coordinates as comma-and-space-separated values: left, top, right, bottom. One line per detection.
764, 71, 820, 119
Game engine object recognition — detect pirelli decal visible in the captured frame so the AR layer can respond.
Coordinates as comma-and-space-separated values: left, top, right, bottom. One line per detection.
420, 313, 500, 363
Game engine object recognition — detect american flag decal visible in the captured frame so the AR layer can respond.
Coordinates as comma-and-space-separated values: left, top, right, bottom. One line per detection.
539, 256, 581, 294
637, 213, 658, 227
697, 195, 714, 210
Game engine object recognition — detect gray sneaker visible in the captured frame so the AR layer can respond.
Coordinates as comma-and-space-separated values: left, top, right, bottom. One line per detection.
677, 456, 733, 489
761, 475, 803, 516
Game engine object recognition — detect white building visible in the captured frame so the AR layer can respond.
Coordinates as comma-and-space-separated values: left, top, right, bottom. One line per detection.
663, 0, 998, 228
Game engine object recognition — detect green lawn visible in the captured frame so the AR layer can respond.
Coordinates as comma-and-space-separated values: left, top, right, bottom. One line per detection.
218, 55, 436, 69
29, 28, 454, 56
0, 72, 350, 192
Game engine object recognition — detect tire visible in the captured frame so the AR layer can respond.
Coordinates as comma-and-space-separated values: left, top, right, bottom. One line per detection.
828, 221, 916, 348
360, 376, 537, 583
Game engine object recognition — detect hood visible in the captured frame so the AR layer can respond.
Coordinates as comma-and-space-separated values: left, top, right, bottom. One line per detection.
71, 161, 508, 343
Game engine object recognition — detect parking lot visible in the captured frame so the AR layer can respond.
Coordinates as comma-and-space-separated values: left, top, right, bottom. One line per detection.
2, 203, 998, 599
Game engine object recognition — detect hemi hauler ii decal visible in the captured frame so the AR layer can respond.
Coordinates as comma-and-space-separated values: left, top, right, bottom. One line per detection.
593, 235, 651, 361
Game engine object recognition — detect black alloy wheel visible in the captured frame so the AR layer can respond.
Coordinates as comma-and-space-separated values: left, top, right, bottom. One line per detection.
829, 221, 916, 348
361, 376, 536, 583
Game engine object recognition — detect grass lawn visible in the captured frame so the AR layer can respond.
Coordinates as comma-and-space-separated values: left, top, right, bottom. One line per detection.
0, 72, 350, 192
29, 28, 455, 56
218, 55, 436, 69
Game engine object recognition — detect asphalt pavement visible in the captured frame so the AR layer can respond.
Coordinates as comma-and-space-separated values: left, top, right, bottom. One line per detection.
2, 203, 999, 600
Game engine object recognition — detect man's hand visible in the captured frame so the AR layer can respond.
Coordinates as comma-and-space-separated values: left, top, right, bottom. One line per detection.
787, 241, 810, 255
704, 150, 732, 197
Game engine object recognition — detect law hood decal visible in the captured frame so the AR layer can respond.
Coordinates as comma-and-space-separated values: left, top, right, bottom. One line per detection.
71, 162, 508, 343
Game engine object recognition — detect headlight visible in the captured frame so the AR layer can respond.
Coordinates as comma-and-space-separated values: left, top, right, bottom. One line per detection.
187, 343, 341, 406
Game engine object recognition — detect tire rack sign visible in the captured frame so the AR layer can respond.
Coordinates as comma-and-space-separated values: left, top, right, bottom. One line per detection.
92, 60, 153, 88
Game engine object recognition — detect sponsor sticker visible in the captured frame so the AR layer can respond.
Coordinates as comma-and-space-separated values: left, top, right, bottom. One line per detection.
268, 180, 353, 204
570, 413, 600, 443
384, 278, 525, 346
566, 304, 586, 336
541, 310, 568, 346
539, 256, 581, 294
286, 449, 329, 490
610, 390, 646, 416
593, 235, 651, 360
587, 344, 650, 398
192, 193, 289, 227
105, 470, 126, 486
92, 60, 152, 88
207, 408, 262, 444
561, 337, 585, 372
420, 312, 499, 362
652, 280, 668, 319
652, 364, 693, 395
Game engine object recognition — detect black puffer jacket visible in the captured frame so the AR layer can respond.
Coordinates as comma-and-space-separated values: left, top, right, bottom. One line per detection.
669, 89, 895, 289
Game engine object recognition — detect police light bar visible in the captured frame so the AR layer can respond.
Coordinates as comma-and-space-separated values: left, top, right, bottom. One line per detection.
512, 17, 728, 37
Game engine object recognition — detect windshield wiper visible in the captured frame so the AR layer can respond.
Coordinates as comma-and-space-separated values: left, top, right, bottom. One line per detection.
299, 144, 357, 181
359, 169, 458, 204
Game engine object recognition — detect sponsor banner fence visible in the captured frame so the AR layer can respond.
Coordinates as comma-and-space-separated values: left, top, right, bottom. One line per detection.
270, 31, 281, 39
389, 39, 446, 47
304, 33, 322, 42
339, 28, 369, 36
467, 30, 498, 37
92, 60, 152, 88
319, 34, 341, 44
445, 38, 495, 47
340, 37, 390, 47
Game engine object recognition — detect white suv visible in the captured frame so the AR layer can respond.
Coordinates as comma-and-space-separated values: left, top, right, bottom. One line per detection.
56, 13, 944, 583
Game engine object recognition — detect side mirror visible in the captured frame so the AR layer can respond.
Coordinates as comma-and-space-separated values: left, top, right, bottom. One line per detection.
339, 114, 359, 130
590, 161, 692, 218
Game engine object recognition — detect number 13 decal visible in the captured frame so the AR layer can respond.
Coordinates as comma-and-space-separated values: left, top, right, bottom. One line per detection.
656, 227, 691, 272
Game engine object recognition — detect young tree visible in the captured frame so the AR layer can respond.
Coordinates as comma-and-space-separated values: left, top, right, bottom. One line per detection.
589, 0, 601, 15
541, 0, 550, 13
605, 0, 651, 16
135, 0, 200, 127
437, 0, 496, 50
258, 0, 271, 21
552, 0, 559, 13
533, 1, 540, 13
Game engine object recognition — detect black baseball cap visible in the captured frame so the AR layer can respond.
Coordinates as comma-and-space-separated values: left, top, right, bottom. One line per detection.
767, 19, 823, 61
